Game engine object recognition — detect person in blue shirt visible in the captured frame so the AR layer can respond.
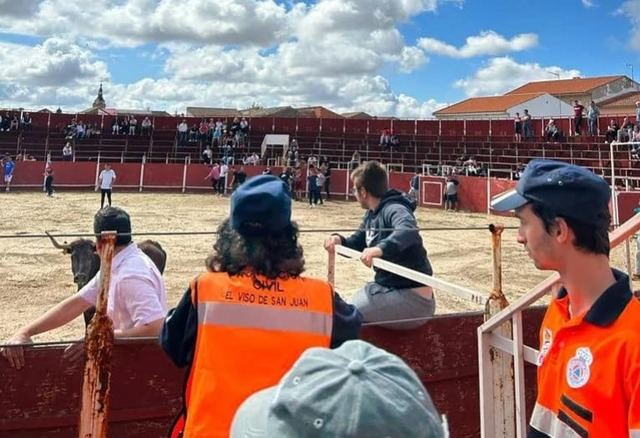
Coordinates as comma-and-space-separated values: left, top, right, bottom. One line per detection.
3, 155, 15, 192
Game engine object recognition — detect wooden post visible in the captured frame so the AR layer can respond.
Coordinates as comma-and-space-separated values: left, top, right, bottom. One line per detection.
327, 250, 335, 287
78, 231, 116, 438
484, 224, 515, 437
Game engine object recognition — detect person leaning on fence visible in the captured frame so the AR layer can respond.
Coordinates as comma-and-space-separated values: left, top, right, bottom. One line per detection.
408, 170, 420, 201
324, 161, 435, 330
0, 207, 168, 370
161, 175, 362, 438
231, 340, 447, 438
491, 159, 640, 437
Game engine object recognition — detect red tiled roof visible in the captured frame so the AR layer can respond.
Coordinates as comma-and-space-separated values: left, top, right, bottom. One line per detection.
599, 91, 640, 108
434, 93, 546, 115
505, 76, 623, 96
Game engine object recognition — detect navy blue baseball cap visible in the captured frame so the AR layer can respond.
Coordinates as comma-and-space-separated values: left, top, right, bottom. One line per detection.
491, 160, 610, 226
230, 175, 292, 235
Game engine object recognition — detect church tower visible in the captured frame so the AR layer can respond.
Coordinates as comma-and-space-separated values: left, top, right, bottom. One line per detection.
92, 83, 106, 110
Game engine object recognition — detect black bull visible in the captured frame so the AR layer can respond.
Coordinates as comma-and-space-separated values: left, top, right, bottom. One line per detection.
46, 233, 167, 326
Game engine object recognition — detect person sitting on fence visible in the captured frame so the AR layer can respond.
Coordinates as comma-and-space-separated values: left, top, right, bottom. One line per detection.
112, 118, 121, 135
379, 129, 390, 147
605, 119, 619, 143
9, 114, 19, 131
545, 119, 561, 142
160, 175, 361, 437
231, 340, 446, 438
631, 126, 640, 159
324, 161, 435, 330
0, 207, 168, 369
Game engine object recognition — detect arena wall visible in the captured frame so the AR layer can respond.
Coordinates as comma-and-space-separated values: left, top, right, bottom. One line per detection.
8, 161, 519, 215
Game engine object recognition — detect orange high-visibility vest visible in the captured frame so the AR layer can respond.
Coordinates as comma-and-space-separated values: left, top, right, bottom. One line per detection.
172, 271, 333, 438
529, 271, 640, 437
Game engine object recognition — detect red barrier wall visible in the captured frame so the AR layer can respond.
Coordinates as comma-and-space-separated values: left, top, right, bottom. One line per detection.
108, 163, 142, 188
143, 163, 183, 188
618, 192, 640, 224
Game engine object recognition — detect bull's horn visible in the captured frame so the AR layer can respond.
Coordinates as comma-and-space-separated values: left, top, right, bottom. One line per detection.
45, 231, 71, 251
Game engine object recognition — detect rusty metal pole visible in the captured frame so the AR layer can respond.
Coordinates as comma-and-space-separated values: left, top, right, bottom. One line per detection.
484, 224, 515, 438
78, 231, 116, 438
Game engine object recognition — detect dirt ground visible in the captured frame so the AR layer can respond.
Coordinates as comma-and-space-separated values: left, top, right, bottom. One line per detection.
0, 191, 634, 342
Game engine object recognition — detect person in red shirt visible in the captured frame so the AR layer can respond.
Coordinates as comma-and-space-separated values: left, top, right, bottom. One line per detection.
573, 100, 585, 136
492, 159, 640, 437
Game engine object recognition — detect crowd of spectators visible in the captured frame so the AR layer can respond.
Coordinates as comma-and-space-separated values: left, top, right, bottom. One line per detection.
0, 111, 32, 132
110, 115, 153, 136
379, 128, 400, 151
178, 117, 249, 149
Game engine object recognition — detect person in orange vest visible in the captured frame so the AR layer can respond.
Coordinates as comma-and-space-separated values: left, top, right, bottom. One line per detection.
492, 159, 640, 437
161, 174, 362, 438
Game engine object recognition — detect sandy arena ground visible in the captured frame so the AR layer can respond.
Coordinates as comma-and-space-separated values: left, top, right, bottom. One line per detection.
0, 191, 634, 342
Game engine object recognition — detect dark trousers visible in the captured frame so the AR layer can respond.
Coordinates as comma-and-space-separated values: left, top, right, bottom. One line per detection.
217, 177, 226, 194
324, 178, 330, 199
309, 189, 321, 205
45, 176, 54, 196
575, 116, 583, 135
100, 189, 112, 208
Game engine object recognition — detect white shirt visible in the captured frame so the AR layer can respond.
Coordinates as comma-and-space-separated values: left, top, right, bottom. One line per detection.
220, 164, 229, 178
178, 122, 188, 132
79, 243, 167, 331
99, 169, 116, 189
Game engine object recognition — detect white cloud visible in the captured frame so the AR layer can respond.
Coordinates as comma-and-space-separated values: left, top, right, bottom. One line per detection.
617, 0, 640, 50
418, 31, 538, 58
399, 46, 428, 73
454, 57, 581, 97
0, 0, 460, 117
0, 0, 40, 17
0, 38, 108, 87
581, 0, 595, 7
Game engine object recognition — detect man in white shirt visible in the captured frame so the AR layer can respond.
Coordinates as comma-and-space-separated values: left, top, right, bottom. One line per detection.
99, 163, 116, 209
0, 207, 168, 369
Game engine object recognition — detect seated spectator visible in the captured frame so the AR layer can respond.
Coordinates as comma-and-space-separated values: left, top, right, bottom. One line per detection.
112, 118, 120, 135
1, 112, 11, 131
618, 117, 634, 143
250, 152, 260, 165
231, 340, 446, 438
120, 117, 129, 135
202, 145, 213, 165
21, 112, 32, 130
605, 119, 619, 143
350, 151, 361, 169
545, 120, 560, 142
62, 142, 73, 161
289, 138, 299, 152
388, 133, 400, 151
128, 116, 137, 135
9, 114, 19, 131
141, 117, 152, 136
631, 126, 640, 159
26, 154, 36, 161
75, 121, 85, 140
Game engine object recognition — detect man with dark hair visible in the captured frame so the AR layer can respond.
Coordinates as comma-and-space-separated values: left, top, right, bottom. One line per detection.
0, 207, 167, 369
492, 159, 640, 437
98, 163, 116, 208
324, 161, 435, 330
161, 175, 361, 438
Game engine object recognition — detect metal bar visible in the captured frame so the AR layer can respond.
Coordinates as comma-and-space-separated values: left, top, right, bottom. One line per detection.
480, 213, 640, 334
487, 332, 538, 365
327, 249, 335, 287
335, 245, 485, 305
78, 231, 116, 438
478, 330, 495, 438
512, 311, 527, 438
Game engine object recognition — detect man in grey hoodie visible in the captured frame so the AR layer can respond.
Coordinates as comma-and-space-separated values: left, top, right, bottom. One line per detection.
324, 161, 435, 329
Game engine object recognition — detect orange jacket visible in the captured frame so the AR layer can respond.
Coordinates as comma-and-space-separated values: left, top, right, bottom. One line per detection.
171, 271, 334, 438
528, 270, 640, 437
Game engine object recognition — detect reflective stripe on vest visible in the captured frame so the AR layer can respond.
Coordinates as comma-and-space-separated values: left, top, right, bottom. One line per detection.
182, 273, 333, 438
197, 301, 332, 336
530, 403, 586, 438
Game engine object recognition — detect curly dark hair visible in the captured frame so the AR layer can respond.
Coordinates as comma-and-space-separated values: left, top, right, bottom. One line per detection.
206, 218, 305, 279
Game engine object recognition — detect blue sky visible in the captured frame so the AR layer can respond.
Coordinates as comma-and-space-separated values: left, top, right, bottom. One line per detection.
0, 0, 638, 116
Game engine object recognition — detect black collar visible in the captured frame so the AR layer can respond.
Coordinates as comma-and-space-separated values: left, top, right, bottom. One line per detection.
556, 269, 632, 327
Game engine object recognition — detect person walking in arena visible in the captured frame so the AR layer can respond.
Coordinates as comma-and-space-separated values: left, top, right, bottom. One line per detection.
492, 159, 640, 437
324, 161, 435, 330
161, 175, 362, 438
98, 163, 116, 208
2, 154, 15, 192
44, 163, 54, 197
